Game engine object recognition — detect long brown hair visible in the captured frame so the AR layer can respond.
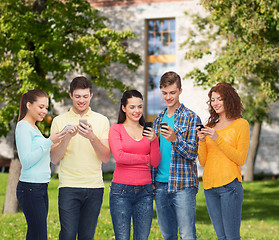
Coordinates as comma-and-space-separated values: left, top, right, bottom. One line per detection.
118, 90, 145, 126
18, 89, 48, 122
207, 83, 243, 127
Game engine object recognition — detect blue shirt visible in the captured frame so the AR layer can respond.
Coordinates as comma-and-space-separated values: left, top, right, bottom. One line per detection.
15, 120, 53, 183
152, 104, 201, 192
155, 113, 174, 182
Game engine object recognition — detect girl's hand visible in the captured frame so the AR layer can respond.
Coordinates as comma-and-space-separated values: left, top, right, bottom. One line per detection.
49, 131, 67, 144
196, 127, 206, 142
200, 126, 219, 141
143, 127, 156, 141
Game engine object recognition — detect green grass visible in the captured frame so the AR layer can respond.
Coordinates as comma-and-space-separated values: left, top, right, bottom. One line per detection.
0, 173, 278, 239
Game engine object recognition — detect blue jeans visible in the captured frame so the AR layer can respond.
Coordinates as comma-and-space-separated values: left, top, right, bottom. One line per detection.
204, 178, 243, 240
58, 187, 104, 240
109, 182, 154, 240
16, 181, 49, 240
154, 182, 198, 240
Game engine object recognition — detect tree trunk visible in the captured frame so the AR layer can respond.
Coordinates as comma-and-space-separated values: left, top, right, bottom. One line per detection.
244, 121, 262, 182
3, 158, 21, 213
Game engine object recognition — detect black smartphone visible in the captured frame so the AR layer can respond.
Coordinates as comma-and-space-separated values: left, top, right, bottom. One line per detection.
142, 122, 153, 136
60, 125, 72, 132
79, 119, 87, 129
197, 124, 205, 131
160, 122, 168, 130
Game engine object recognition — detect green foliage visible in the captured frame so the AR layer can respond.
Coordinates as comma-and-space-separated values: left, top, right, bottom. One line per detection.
0, 0, 141, 136
0, 174, 279, 239
183, 0, 279, 125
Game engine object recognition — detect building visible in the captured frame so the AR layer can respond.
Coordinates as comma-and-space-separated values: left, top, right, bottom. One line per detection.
1, 0, 278, 176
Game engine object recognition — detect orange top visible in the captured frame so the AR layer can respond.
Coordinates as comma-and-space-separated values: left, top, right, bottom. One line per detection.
198, 118, 250, 190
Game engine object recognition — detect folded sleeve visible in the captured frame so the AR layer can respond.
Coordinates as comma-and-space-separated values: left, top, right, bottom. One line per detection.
150, 137, 161, 168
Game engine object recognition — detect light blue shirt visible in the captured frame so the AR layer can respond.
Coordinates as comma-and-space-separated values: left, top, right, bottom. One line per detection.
155, 113, 175, 183
15, 120, 53, 183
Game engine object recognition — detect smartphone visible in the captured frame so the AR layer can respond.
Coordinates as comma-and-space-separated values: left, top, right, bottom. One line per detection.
143, 122, 153, 136
60, 125, 72, 132
197, 124, 205, 131
79, 119, 87, 129
160, 122, 168, 130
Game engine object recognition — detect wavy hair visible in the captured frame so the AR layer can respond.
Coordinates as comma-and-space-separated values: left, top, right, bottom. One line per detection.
207, 83, 243, 127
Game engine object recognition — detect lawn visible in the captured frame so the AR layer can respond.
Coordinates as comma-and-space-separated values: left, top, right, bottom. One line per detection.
0, 173, 278, 239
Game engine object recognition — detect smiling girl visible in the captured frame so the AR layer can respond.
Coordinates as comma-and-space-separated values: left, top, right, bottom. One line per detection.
108, 90, 161, 240
15, 89, 66, 240
197, 83, 250, 240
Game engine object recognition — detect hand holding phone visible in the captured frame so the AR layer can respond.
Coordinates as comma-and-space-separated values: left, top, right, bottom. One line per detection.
60, 125, 72, 132
197, 124, 205, 131
143, 122, 153, 136
160, 122, 168, 130
79, 119, 88, 129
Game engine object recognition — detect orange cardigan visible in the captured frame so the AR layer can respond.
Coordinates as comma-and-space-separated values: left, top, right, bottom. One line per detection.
198, 118, 250, 190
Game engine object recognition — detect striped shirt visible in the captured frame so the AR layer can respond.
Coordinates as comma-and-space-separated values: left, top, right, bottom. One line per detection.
152, 104, 201, 192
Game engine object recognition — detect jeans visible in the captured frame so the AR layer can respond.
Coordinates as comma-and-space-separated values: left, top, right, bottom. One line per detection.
154, 181, 198, 240
16, 181, 49, 240
204, 178, 243, 240
109, 182, 154, 240
58, 187, 104, 240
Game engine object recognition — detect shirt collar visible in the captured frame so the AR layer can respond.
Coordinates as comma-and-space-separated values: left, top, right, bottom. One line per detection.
69, 107, 92, 118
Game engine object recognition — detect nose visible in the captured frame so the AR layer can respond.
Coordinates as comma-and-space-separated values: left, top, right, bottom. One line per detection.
166, 93, 171, 99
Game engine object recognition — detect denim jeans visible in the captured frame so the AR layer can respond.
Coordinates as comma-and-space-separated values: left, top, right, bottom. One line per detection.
154, 181, 198, 240
16, 181, 49, 240
204, 178, 243, 240
58, 187, 104, 240
109, 182, 154, 240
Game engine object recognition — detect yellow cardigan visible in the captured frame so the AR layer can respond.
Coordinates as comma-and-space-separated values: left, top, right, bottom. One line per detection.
198, 118, 250, 190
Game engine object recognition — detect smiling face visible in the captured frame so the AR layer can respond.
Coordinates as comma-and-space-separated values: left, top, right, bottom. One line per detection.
161, 83, 182, 110
122, 97, 143, 123
70, 88, 93, 115
26, 96, 49, 122
210, 91, 225, 116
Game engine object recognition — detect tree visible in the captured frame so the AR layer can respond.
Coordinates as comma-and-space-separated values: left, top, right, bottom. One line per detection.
182, 0, 279, 181
0, 0, 141, 213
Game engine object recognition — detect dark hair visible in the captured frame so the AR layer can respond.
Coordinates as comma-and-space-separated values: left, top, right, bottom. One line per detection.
70, 76, 92, 94
207, 82, 243, 127
117, 90, 145, 126
160, 71, 182, 90
18, 89, 48, 121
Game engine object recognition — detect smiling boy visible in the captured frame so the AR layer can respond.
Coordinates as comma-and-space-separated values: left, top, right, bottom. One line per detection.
50, 76, 110, 240
152, 71, 201, 240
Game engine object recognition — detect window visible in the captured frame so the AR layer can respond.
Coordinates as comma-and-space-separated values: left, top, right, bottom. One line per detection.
145, 19, 176, 121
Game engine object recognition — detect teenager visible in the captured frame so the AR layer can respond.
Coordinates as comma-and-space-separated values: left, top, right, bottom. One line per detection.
197, 83, 250, 240
16, 89, 65, 240
109, 90, 161, 240
50, 76, 110, 240
152, 71, 201, 240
